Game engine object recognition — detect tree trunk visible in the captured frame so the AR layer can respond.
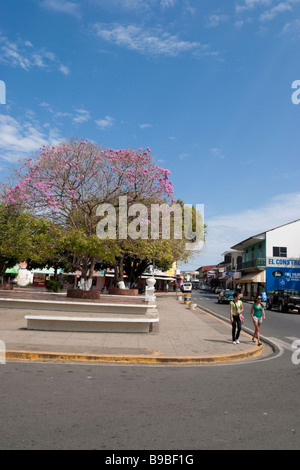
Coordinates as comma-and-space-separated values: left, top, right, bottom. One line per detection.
88, 257, 96, 281
124, 258, 150, 287
114, 256, 124, 286
0, 263, 7, 283
80, 261, 91, 291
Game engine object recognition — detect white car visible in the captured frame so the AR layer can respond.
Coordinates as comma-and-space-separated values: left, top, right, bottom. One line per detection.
181, 282, 192, 293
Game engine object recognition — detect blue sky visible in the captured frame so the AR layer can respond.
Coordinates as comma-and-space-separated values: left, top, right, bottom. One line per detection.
0, 0, 299, 269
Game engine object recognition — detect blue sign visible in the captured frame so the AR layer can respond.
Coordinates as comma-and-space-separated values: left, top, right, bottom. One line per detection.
266, 267, 300, 291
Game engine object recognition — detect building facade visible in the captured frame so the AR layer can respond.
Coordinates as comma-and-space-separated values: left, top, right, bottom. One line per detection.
217, 251, 243, 290
231, 219, 300, 300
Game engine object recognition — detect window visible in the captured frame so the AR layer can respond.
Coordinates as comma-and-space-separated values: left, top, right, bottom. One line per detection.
273, 247, 287, 257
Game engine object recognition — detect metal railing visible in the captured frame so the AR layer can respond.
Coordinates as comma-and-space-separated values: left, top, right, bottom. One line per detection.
237, 258, 266, 271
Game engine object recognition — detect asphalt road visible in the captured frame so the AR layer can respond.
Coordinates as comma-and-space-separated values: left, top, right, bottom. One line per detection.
0, 291, 299, 451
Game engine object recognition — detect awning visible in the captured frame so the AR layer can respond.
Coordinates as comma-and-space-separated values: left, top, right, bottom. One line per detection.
5, 268, 18, 274
33, 268, 56, 275
234, 270, 265, 284
141, 275, 175, 281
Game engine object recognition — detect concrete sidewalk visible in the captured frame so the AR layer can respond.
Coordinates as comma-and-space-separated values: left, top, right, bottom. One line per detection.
0, 293, 270, 365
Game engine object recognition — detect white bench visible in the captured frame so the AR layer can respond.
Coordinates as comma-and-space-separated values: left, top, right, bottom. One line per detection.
25, 313, 159, 333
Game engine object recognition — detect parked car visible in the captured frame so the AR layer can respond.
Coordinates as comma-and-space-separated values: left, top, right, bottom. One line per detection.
266, 290, 300, 313
218, 289, 235, 304
181, 282, 192, 293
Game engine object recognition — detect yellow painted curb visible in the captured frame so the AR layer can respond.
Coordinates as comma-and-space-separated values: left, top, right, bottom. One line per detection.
6, 345, 262, 365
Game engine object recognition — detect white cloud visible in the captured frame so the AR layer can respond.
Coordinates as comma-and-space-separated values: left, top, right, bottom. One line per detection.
260, 1, 292, 21
139, 123, 152, 129
281, 18, 300, 35
40, 103, 91, 124
0, 113, 62, 162
91, 0, 155, 13
95, 115, 115, 130
236, 0, 273, 13
0, 33, 70, 75
210, 148, 225, 159
94, 23, 214, 57
59, 64, 71, 75
196, 192, 300, 265
73, 108, 91, 124
160, 0, 176, 8
206, 14, 229, 28
236, 0, 299, 22
40, 0, 81, 18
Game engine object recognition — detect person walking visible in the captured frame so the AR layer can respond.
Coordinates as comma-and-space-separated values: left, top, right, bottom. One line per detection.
251, 295, 265, 346
230, 292, 244, 344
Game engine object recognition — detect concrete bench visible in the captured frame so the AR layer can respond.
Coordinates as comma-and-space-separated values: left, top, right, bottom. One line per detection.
0, 298, 156, 316
25, 313, 159, 333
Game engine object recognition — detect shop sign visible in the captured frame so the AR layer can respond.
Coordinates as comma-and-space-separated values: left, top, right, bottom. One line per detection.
266, 258, 300, 291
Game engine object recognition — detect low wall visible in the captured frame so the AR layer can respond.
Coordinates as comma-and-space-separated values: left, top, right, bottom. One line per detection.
67, 289, 100, 300
0, 297, 157, 315
108, 288, 139, 296
0, 283, 13, 290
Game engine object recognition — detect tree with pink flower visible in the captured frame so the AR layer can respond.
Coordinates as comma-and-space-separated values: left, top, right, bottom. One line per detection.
6, 139, 180, 289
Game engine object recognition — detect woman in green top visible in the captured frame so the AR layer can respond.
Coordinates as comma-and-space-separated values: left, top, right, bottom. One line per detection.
251, 295, 266, 346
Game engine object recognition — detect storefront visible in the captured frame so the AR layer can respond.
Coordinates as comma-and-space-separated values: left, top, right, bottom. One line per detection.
234, 270, 266, 300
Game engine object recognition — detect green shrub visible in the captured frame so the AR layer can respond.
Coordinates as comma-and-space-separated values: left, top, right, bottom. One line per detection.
46, 279, 62, 292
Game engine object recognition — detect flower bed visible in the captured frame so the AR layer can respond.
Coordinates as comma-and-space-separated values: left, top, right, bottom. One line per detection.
67, 289, 100, 300
0, 283, 13, 290
108, 288, 139, 296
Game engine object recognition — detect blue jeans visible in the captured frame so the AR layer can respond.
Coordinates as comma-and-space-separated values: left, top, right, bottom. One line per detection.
232, 315, 241, 341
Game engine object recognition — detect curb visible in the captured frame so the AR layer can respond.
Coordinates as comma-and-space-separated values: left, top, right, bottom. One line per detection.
6, 345, 262, 365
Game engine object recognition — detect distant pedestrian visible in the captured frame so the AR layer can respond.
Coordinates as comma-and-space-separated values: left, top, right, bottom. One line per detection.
165, 283, 169, 293
230, 292, 244, 344
251, 295, 265, 346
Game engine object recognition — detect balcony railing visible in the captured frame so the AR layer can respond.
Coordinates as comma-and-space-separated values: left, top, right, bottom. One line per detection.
237, 258, 266, 271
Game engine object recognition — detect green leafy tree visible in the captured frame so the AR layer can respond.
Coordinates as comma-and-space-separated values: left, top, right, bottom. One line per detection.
0, 203, 55, 280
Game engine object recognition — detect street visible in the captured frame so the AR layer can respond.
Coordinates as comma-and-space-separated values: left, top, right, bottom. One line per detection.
0, 291, 299, 450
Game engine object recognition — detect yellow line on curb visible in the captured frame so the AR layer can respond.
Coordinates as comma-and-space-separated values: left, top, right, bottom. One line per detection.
6, 345, 262, 365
